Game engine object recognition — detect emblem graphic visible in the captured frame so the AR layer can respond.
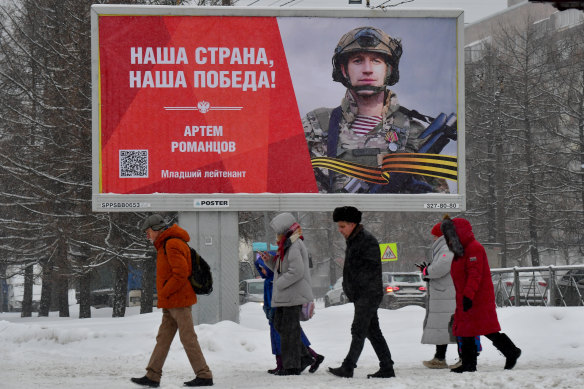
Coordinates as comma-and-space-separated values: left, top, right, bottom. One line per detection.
197, 101, 210, 113
164, 102, 243, 113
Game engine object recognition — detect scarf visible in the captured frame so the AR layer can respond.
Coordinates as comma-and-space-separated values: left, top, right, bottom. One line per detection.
276, 222, 304, 267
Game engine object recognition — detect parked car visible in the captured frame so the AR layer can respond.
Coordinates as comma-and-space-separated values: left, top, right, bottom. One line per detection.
381, 272, 426, 309
324, 277, 347, 307
492, 271, 549, 306
555, 269, 584, 306
239, 278, 264, 304
239, 260, 255, 282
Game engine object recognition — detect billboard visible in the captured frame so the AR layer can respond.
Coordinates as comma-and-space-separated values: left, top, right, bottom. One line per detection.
91, 6, 465, 212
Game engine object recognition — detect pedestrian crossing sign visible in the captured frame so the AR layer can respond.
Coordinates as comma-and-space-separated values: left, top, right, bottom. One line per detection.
379, 243, 398, 262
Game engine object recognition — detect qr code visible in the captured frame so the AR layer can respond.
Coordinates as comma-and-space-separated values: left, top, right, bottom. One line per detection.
119, 150, 148, 178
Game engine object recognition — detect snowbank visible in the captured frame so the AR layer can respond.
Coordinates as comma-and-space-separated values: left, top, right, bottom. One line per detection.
1, 302, 583, 388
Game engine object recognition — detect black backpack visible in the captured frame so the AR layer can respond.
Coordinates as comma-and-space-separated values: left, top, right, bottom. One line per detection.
164, 238, 213, 295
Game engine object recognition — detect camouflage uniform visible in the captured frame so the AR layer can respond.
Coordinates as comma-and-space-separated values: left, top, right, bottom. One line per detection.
303, 90, 433, 193
303, 26, 449, 194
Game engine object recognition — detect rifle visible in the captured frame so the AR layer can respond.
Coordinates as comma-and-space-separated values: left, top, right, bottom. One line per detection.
398, 107, 458, 154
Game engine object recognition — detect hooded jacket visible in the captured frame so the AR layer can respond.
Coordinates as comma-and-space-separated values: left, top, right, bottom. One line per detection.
264, 213, 314, 307
342, 225, 384, 305
255, 257, 276, 321
421, 235, 456, 345
153, 224, 197, 309
448, 218, 501, 337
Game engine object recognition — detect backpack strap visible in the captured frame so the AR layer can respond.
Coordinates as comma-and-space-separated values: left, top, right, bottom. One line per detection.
326, 106, 343, 191
326, 106, 343, 158
163, 237, 193, 262
162, 237, 178, 255
163, 237, 203, 270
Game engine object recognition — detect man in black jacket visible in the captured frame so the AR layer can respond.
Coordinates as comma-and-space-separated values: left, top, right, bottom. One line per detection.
328, 206, 395, 379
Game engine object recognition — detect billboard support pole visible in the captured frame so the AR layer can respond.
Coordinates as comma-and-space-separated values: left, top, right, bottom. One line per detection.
179, 211, 239, 325
264, 211, 272, 253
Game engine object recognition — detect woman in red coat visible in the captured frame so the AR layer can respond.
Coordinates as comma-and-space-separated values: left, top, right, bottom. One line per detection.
443, 216, 521, 373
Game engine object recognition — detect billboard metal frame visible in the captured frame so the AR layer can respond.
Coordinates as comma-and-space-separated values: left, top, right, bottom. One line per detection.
91, 5, 465, 212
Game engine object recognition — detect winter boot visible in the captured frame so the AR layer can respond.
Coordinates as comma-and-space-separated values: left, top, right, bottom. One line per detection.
300, 355, 315, 373
491, 333, 522, 370
328, 363, 354, 378
451, 337, 477, 373
309, 354, 325, 373
183, 377, 213, 387
268, 355, 283, 374
130, 376, 160, 388
367, 363, 395, 378
423, 357, 448, 369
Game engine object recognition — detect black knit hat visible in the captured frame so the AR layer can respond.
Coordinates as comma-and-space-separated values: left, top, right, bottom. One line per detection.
333, 206, 362, 224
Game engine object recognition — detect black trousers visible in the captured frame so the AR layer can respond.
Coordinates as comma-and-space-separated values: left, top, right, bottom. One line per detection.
344, 302, 393, 368
274, 305, 310, 369
435, 344, 448, 360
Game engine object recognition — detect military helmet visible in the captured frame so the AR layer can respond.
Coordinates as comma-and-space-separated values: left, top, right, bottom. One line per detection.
332, 26, 403, 88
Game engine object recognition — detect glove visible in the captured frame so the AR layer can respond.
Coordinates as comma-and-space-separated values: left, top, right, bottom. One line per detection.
415, 261, 428, 271
415, 261, 429, 276
463, 296, 473, 312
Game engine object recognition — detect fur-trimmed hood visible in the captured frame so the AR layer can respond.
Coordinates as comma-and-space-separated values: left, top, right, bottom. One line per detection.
440, 217, 470, 257
452, 218, 475, 247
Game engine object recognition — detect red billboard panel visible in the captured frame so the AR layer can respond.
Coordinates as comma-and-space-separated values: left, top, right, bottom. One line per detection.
98, 15, 317, 194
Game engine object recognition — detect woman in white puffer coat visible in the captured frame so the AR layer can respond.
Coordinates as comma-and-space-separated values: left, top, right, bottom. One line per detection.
418, 222, 456, 369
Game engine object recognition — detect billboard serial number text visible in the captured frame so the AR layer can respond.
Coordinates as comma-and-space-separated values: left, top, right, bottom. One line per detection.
100, 202, 141, 208
424, 203, 460, 209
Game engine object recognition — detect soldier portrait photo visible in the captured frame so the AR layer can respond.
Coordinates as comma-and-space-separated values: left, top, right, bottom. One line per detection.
278, 18, 459, 194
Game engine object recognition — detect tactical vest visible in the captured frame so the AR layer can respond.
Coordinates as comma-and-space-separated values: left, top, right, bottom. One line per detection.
309, 104, 410, 192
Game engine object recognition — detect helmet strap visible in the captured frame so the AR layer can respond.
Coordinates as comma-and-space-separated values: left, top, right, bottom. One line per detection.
349, 84, 387, 94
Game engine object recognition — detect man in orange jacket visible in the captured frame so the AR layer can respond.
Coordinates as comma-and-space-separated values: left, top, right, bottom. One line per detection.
131, 214, 213, 387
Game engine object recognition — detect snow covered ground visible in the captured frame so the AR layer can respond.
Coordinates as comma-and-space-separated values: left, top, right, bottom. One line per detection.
1, 301, 583, 388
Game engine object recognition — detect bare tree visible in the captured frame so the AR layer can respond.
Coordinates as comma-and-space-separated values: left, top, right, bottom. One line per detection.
0, 1, 156, 318
546, 20, 584, 262
464, 13, 583, 267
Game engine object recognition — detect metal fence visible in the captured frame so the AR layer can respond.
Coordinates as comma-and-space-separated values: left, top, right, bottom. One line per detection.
491, 265, 584, 307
